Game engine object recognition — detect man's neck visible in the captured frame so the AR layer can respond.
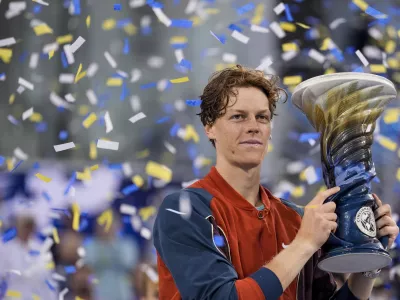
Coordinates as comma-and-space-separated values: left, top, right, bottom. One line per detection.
215, 159, 262, 207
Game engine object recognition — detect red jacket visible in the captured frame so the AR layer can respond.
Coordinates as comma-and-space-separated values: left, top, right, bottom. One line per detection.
153, 166, 360, 300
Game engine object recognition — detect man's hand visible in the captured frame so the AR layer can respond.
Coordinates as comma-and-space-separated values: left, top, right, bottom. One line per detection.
372, 193, 399, 249
296, 186, 340, 252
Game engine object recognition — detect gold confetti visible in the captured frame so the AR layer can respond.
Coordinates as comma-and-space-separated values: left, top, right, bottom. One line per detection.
48, 50, 55, 59
90, 164, 99, 171
133, 175, 144, 187
124, 24, 137, 36
6, 290, 21, 297
102, 19, 116, 30
35, 173, 52, 183
282, 43, 298, 52
82, 112, 97, 129
352, 0, 368, 11
89, 141, 97, 160
170, 36, 188, 44
292, 186, 305, 198
30, 112, 43, 123
295, 22, 310, 29
0, 48, 13, 63
145, 161, 172, 182
33, 24, 53, 36
370, 64, 386, 73
32, 295, 40, 300
72, 202, 80, 231
170, 76, 189, 83
9, 93, 15, 105
56, 34, 73, 45
136, 149, 150, 159
139, 206, 157, 221
86, 16, 91, 28
280, 22, 296, 32
377, 136, 397, 151
183, 125, 200, 143
53, 228, 60, 244
385, 40, 396, 54
106, 78, 123, 86
97, 209, 113, 232
283, 75, 302, 86
397, 168, 400, 181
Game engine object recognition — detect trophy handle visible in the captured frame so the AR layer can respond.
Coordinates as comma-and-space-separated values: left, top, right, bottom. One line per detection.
372, 201, 390, 250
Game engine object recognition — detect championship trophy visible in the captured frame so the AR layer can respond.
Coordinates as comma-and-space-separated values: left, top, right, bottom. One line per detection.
292, 73, 397, 273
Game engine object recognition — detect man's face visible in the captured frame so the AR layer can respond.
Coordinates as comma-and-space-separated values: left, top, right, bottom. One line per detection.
205, 87, 271, 170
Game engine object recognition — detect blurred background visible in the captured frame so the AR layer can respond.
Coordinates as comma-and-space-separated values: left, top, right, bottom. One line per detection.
0, 0, 400, 299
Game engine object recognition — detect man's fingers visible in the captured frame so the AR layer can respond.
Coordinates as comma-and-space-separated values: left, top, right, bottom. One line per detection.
321, 201, 336, 213
329, 221, 338, 233
324, 213, 337, 222
313, 186, 341, 204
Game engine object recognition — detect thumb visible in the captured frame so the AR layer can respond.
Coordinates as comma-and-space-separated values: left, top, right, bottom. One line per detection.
307, 186, 340, 208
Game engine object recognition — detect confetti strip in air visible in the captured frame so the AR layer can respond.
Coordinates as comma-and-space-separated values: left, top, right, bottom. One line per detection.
97, 139, 119, 150
231, 30, 250, 44
54, 142, 76, 152
355, 50, 369, 66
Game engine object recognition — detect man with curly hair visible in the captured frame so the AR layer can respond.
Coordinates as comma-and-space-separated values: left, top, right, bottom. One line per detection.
153, 65, 399, 300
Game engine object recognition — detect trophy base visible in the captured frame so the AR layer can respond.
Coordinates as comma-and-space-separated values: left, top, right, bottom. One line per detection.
317, 244, 392, 273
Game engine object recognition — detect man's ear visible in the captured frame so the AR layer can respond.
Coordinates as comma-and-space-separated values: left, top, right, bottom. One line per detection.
204, 124, 216, 140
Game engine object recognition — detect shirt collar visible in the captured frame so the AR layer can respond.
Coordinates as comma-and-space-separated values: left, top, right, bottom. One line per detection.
205, 166, 271, 211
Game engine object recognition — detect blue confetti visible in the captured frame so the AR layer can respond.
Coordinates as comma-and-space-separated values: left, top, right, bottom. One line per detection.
19, 51, 29, 63
117, 18, 132, 28
108, 163, 123, 170
237, 3, 255, 15
61, 51, 68, 68
187, 144, 197, 160
79, 218, 89, 232
186, 99, 201, 106
214, 235, 224, 247
0, 156, 4, 166
2, 228, 17, 243
123, 38, 130, 54
179, 59, 192, 70
146, 0, 163, 8
299, 132, 320, 142
0, 73, 5, 80
122, 184, 139, 196
140, 82, 157, 89
72, 0, 81, 15
330, 48, 344, 62
29, 250, 41, 256
11, 160, 23, 172
141, 26, 152, 36
171, 19, 193, 28
210, 31, 226, 44
352, 66, 365, 73
59, 130, 68, 140
228, 24, 242, 32
174, 64, 189, 74
42, 191, 52, 202
365, 6, 386, 19
156, 116, 170, 124
114, 4, 121, 10
163, 103, 174, 114
33, 162, 40, 169
64, 172, 76, 195
170, 123, 180, 137
171, 43, 188, 49
284, 4, 293, 22
46, 279, 56, 291
120, 82, 129, 101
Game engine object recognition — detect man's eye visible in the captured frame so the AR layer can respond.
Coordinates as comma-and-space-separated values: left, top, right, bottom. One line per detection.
258, 115, 270, 121
231, 114, 243, 120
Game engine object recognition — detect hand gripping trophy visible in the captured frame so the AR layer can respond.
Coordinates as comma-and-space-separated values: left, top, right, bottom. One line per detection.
292, 73, 397, 273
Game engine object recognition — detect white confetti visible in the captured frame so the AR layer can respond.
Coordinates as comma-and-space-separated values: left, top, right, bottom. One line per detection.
222, 53, 237, 63
282, 51, 299, 61
179, 192, 192, 219
304, 166, 318, 185
14, 147, 28, 160
129, 0, 146, 8
308, 49, 325, 64
355, 50, 369, 67
140, 227, 152, 240
270, 22, 286, 38
50, 92, 72, 109
8, 115, 19, 125
16, 86, 25, 94
97, 139, 119, 151
130, 68, 142, 82
59, 74, 75, 84
116, 70, 129, 78
29, 53, 39, 69
0, 74, 5, 81
231, 30, 249, 44
86, 89, 98, 105
368, 27, 383, 40
32, 0, 49, 6
286, 161, 306, 174
54, 142, 76, 152
250, 24, 269, 33
40, 237, 54, 253
22, 107, 34, 121
104, 111, 113, 133
104, 51, 117, 68
65, 93, 75, 103
58, 288, 68, 300
164, 141, 176, 154
130, 95, 141, 111
43, 42, 59, 54
86, 63, 99, 78
120, 204, 137, 215
131, 216, 142, 231
273, 2, 286, 15
157, 79, 169, 91
129, 112, 146, 124
70, 36, 85, 53
152, 7, 172, 27
147, 56, 164, 68
175, 49, 184, 63
140, 15, 151, 28
0, 37, 16, 47
329, 18, 346, 30
18, 77, 34, 90
77, 247, 85, 257
256, 57, 273, 71
63, 44, 75, 65
122, 162, 133, 177
185, 0, 197, 14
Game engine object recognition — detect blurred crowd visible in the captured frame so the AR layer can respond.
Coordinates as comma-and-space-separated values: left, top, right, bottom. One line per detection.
0, 167, 399, 300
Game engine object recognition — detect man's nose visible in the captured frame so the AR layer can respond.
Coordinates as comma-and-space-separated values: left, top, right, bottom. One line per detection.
246, 116, 260, 133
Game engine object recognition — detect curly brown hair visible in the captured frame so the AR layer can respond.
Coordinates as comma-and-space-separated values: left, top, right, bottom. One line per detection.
197, 65, 287, 147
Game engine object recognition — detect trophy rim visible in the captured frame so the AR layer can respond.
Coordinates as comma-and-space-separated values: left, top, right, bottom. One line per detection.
291, 72, 397, 110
